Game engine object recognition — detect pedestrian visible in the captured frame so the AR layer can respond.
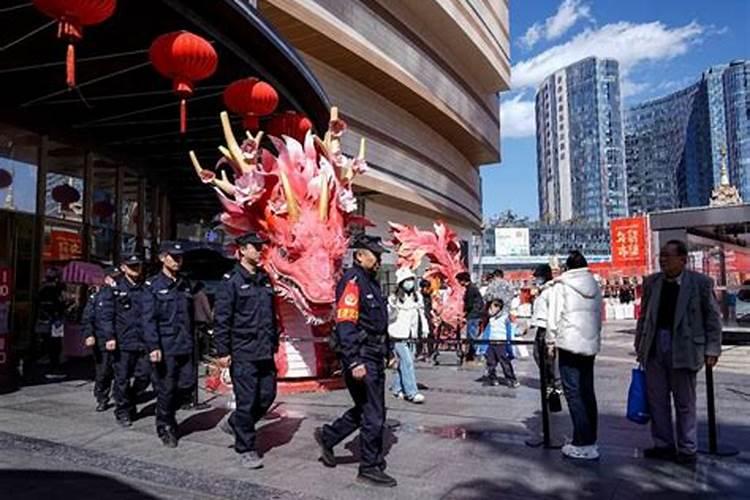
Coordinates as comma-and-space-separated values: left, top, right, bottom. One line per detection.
387, 267, 426, 404
314, 234, 397, 488
482, 298, 519, 388
142, 241, 194, 448
193, 281, 213, 360
215, 232, 280, 470
36, 268, 66, 379
547, 251, 603, 460
485, 269, 514, 310
530, 264, 561, 396
635, 240, 722, 465
419, 278, 439, 365
102, 254, 152, 428
82, 266, 120, 412
456, 272, 483, 363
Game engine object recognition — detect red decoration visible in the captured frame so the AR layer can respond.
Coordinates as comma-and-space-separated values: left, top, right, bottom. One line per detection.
52, 184, 80, 204
93, 200, 114, 218
223, 78, 278, 131
149, 31, 218, 134
0, 169, 12, 189
267, 111, 313, 141
33, 0, 117, 88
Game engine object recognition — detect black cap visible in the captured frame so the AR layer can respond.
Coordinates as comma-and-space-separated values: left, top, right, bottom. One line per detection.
350, 233, 389, 255
159, 240, 185, 255
103, 266, 120, 277
235, 231, 268, 247
121, 254, 143, 266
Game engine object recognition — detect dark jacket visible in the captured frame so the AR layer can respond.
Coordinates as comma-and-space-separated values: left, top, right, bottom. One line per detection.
213, 264, 279, 361
100, 276, 146, 351
333, 264, 389, 368
463, 283, 484, 321
81, 288, 97, 341
142, 272, 194, 356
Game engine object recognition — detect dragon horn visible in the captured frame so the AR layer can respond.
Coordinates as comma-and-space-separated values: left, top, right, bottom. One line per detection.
358, 137, 366, 160
220, 111, 252, 173
279, 170, 299, 221
190, 150, 235, 197
319, 172, 329, 222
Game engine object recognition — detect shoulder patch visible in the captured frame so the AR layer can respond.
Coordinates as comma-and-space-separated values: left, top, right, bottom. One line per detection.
336, 280, 360, 323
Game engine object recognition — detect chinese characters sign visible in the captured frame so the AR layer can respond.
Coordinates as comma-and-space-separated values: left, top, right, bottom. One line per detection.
43, 229, 83, 262
611, 217, 648, 268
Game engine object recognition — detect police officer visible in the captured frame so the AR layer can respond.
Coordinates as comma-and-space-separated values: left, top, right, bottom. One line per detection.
215, 231, 280, 469
314, 234, 397, 488
101, 254, 151, 427
142, 241, 194, 447
83, 266, 119, 412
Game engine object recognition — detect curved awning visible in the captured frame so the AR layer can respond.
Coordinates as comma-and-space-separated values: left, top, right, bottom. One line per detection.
0, 0, 330, 219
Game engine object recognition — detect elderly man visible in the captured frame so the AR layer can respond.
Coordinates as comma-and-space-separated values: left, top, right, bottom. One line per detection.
635, 240, 722, 464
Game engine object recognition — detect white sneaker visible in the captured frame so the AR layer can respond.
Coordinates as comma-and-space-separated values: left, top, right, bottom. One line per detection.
407, 393, 425, 404
562, 444, 599, 460
392, 392, 405, 400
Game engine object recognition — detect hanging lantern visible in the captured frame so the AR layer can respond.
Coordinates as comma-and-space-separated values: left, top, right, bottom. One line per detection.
0, 168, 12, 189
149, 31, 218, 134
93, 200, 114, 218
223, 78, 278, 131
294, 114, 313, 142
52, 183, 80, 204
33, 0, 117, 88
267, 111, 312, 142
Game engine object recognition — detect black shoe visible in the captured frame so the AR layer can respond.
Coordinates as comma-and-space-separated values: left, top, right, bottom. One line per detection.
643, 447, 676, 460
158, 429, 178, 448
96, 401, 109, 412
220, 417, 236, 438
116, 416, 132, 428
357, 467, 397, 488
314, 428, 336, 468
675, 452, 697, 465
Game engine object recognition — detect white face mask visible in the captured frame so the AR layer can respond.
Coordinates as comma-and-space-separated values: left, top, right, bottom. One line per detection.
401, 279, 415, 292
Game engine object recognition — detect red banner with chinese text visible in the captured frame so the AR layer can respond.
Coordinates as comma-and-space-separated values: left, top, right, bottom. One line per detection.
611, 217, 648, 268
43, 230, 83, 262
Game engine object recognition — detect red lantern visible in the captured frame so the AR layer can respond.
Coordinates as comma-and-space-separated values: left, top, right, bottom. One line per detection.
223, 78, 279, 131
149, 31, 218, 134
267, 111, 312, 141
0, 169, 12, 189
52, 184, 80, 204
33, 0, 117, 88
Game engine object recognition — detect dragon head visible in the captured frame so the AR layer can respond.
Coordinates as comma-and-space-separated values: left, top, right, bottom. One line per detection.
389, 221, 467, 329
191, 108, 369, 324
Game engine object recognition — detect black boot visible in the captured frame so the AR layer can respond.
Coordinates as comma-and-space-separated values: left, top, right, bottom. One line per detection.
158, 427, 178, 448
95, 400, 109, 412
314, 427, 336, 468
357, 467, 397, 487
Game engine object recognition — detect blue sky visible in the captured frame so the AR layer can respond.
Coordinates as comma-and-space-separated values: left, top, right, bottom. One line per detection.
481, 0, 750, 220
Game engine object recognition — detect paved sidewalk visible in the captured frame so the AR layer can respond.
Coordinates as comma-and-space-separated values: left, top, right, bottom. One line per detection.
1, 320, 749, 499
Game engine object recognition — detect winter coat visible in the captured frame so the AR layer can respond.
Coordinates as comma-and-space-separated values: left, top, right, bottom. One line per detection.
547, 268, 603, 356
388, 292, 428, 340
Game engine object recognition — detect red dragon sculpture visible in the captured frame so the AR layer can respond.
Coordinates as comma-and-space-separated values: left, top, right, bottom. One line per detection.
389, 221, 467, 330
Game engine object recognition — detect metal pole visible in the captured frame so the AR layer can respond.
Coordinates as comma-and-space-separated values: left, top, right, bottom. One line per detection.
540, 346, 551, 448
705, 364, 718, 454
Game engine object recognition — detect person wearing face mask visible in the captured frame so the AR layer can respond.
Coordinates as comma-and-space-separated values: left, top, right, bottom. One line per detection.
530, 264, 561, 397
387, 267, 427, 403
482, 298, 519, 387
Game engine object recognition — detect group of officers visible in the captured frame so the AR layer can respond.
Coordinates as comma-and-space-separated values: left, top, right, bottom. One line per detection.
82, 230, 397, 487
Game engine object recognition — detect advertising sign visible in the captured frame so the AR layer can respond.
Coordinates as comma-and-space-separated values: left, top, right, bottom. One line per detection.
494, 228, 530, 257
43, 229, 83, 261
0, 267, 11, 368
611, 217, 648, 268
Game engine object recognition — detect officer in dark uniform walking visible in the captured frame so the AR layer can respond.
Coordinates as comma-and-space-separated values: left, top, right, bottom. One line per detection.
142, 241, 194, 448
101, 254, 151, 427
83, 266, 120, 412
215, 231, 280, 469
314, 234, 397, 488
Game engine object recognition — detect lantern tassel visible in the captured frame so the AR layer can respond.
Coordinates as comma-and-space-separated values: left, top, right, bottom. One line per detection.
66, 43, 76, 88
180, 98, 187, 134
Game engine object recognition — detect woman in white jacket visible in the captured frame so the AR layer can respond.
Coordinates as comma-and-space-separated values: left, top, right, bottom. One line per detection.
388, 267, 426, 404
547, 251, 603, 460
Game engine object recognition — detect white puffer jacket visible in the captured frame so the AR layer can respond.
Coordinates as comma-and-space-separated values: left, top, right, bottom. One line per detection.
547, 268, 603, 356
388, 293, 428, 340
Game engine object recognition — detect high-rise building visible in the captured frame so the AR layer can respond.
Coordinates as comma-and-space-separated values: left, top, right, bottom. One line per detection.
536, 57, 627, 227
723, 60, 750, 199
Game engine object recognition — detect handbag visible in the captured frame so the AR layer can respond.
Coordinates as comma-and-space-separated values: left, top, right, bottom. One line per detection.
627, 364, 650, 424
547, 389, 562, 413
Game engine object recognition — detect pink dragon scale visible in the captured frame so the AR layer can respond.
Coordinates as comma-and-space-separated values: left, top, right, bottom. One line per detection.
190, 107, 368, 325
389, 221, 467, 329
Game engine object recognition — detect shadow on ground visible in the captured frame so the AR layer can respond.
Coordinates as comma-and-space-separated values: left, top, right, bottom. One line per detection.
0, 470, 159, 500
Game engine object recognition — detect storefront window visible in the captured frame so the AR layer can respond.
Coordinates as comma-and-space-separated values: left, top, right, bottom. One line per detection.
121, 169, 139, 256
90, 157, 117, 263
45, 142, 84, 223
0, 124, 38, 215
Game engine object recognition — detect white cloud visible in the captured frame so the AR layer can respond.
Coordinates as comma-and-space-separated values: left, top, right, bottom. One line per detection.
500, 93, 537, 138
512, 21, 706, 90
519, 0, 592, 49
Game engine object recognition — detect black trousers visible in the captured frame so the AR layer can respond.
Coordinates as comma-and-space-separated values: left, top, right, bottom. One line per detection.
153, 354, 193, 431
113, 350, 151, 419
558, 348, 598, 446
229, 358, 277, 454
486, 344, 516, 382
93, 346, 114, 404
321, 359, 386, 470
533, 328, 559, 390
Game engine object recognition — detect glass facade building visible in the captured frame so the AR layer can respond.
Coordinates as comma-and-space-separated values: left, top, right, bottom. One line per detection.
723, 60, 750, 200
536, 57, 627, 228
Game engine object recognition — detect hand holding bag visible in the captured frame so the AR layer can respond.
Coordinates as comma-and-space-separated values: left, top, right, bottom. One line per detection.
627, 364, 650, 424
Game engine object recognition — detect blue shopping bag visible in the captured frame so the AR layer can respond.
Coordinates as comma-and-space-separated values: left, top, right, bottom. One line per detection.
627, 365, 650, 424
